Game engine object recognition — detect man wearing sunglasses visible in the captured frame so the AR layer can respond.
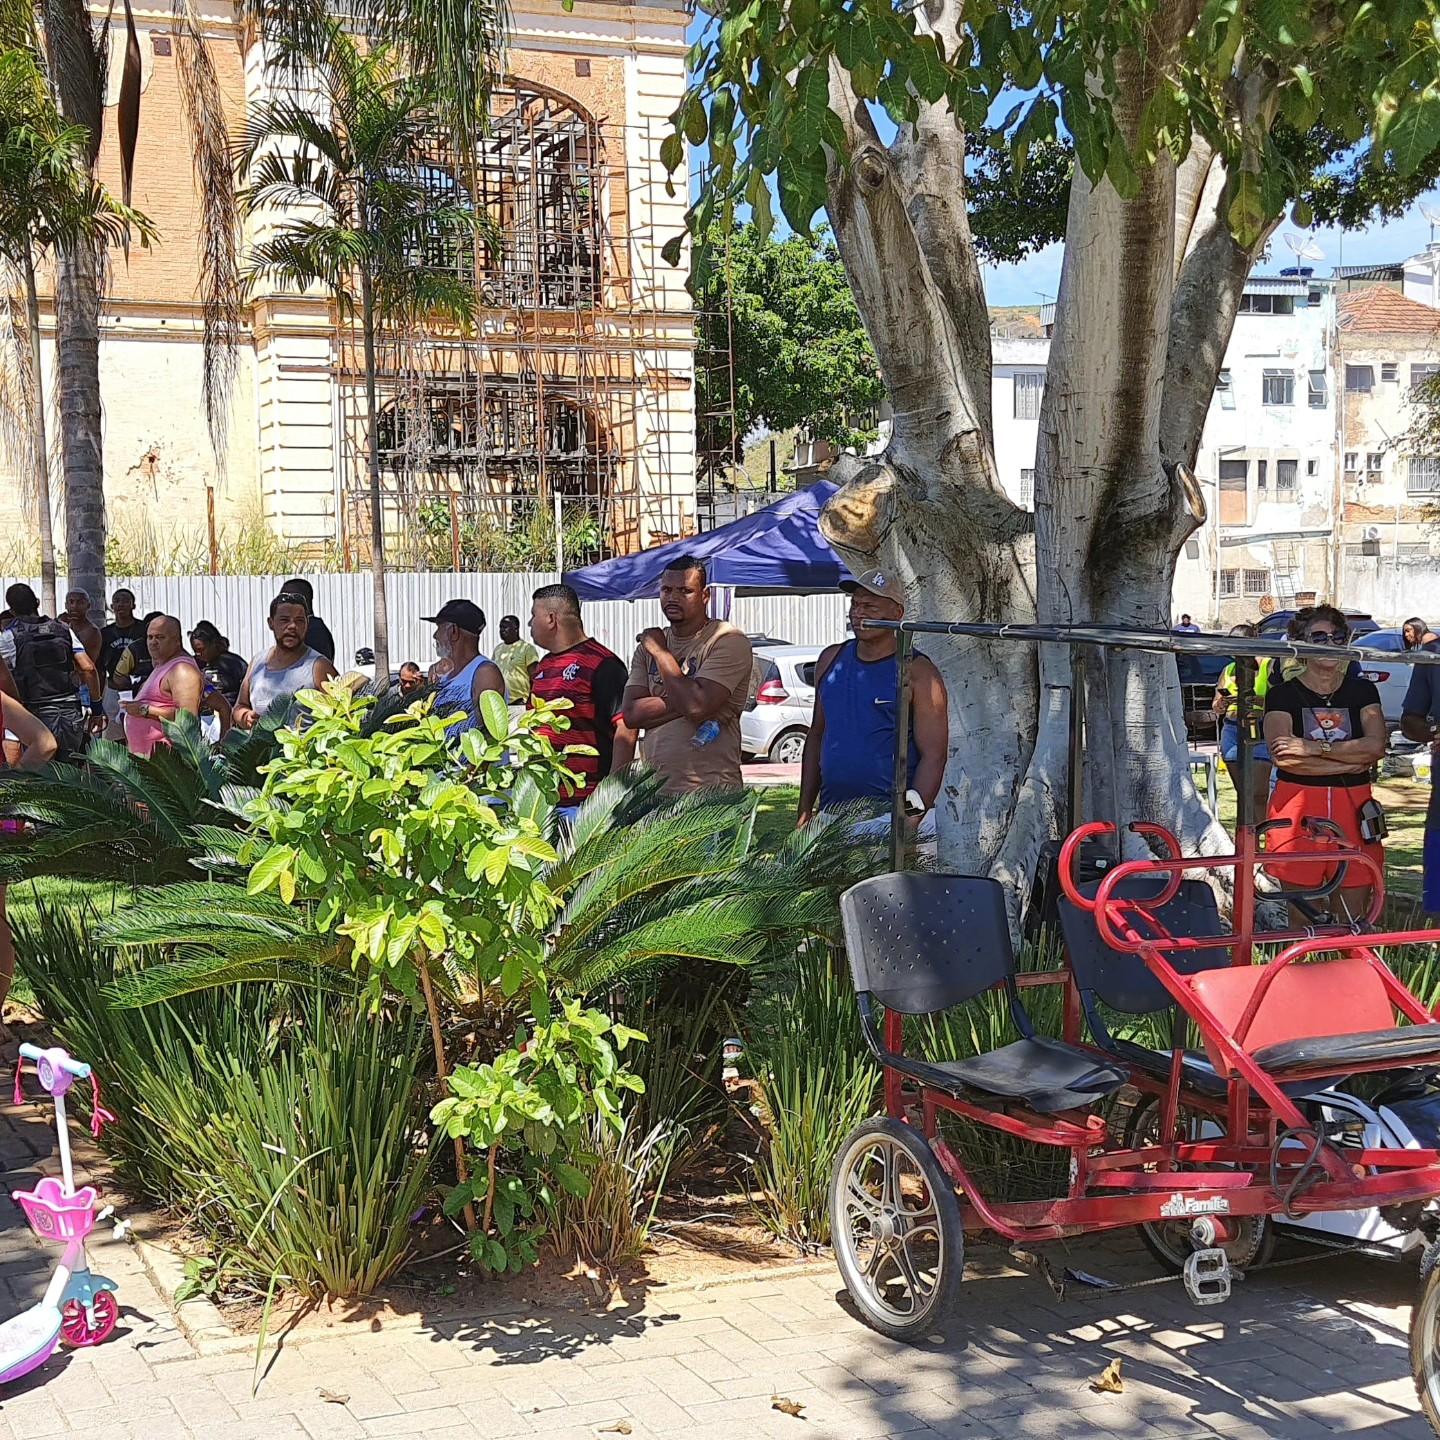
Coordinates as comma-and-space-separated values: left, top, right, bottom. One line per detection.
1262, 604, 1388, 921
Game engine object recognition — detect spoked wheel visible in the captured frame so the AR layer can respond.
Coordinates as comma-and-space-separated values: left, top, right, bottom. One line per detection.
830, 1117, 963, 1342
1410, 1261, 1440, 1436
60, 1291, 119, 1348
1124, 1095, 1273, 1275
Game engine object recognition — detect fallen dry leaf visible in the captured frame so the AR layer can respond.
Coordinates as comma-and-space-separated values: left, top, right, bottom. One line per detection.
598, 1424, 632, 1435
317, 1389, 349, 1405
771, 1395, 806, 1418
1090, 1358, 1124, 1395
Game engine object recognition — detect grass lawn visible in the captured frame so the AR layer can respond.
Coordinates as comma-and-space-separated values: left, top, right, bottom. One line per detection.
753, 769, 1432, 912
5, 876, 131, 1012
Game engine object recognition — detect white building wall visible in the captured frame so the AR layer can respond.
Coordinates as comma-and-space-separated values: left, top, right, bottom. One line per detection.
990, 337, 1048, 507
1174, 281, 1337, 623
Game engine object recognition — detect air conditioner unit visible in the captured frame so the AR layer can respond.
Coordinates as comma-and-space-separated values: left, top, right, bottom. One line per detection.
1363, 525, 1382, 541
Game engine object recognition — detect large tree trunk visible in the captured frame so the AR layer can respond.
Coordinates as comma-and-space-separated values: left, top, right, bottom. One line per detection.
23, 253, 58, 617
816, 43, 1040, 880
816, 1, 1271, 895
55, 239, 105, 603
42, 0, 108, 605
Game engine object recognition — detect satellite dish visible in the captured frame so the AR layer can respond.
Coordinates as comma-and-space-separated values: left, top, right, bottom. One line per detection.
1282, 233, 1325, 263
1420, 200, 1440, 242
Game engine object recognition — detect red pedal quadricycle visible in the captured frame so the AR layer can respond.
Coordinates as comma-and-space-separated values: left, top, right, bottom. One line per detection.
827, 820, 1440, 1432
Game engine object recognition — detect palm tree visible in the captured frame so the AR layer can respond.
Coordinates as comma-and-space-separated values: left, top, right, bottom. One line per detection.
0, 44, 153, 614
239, 20, 481, 681
9, 0, 507, 601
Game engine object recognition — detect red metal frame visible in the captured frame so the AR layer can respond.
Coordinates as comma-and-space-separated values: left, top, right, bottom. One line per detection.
874, 822, 1440, 1245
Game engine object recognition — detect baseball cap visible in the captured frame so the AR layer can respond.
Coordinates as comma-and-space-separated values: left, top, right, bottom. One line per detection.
421, 599, 487, 634
839, 567, 905, 605
190, 620, 227, 646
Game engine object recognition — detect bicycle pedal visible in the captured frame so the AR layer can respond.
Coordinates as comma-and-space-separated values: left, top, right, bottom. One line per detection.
1183, 1247, 1232, 1306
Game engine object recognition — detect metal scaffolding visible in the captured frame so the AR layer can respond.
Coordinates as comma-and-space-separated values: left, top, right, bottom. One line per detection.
335, 81, 700, 570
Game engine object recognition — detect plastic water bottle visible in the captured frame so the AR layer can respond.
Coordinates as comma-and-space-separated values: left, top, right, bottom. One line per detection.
692, 719, 721, 748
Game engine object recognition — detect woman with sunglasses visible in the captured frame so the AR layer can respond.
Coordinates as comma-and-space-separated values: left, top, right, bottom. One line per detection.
1262, 604, 1388, 920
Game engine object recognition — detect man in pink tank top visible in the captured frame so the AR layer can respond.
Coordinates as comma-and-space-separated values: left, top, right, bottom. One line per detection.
120, 616, 203, 757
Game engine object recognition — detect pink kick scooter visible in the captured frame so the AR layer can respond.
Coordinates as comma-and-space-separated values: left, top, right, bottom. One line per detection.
0, 1044, 119, 1384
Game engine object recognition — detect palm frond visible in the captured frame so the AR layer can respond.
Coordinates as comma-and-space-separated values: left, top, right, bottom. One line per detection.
104, 953, 359, 1009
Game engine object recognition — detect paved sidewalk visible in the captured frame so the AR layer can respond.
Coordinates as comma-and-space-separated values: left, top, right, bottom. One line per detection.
0, 1088, 1432, 1439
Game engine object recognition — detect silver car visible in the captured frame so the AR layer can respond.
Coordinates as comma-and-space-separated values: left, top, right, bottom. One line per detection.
1353, 630, 1425, 725
741, 646, 822, 764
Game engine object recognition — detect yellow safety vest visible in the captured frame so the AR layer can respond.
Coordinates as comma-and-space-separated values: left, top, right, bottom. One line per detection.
1216, 659, 1271, 721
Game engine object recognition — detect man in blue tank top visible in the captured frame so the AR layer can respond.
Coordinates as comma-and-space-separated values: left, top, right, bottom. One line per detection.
422, 599, 504, 741
796, 569, 949, 828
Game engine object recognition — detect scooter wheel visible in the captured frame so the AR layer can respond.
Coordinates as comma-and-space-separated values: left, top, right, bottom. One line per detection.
61, 1291, 119, 1347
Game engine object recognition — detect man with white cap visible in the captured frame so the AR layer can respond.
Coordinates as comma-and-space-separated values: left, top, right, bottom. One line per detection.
796, 567, 948, 830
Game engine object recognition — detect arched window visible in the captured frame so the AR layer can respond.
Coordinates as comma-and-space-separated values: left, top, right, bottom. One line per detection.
400, 82, 606, 310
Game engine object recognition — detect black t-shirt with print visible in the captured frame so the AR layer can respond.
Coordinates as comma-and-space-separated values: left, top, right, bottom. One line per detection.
99, 621, 152, 691
1264, 671, 1383, 788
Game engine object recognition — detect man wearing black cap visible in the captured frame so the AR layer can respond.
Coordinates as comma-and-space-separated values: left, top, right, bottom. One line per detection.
189, 622, 249, 706
797, 568, 948, 831
422, 599, 504, 739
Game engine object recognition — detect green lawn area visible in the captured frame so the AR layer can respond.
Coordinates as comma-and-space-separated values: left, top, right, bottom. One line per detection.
5, 876, 131, 1012
753, 770, 1432, 912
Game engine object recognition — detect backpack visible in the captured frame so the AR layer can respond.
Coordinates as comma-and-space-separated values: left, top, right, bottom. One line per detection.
12, 617, 78, 705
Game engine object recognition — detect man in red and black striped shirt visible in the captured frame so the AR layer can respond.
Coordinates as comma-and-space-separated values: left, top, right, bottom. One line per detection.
527, 584, 631, 808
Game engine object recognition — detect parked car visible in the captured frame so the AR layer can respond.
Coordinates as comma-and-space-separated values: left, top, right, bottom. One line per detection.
741, 646, 821, 764
1255, 608, 1379, 639
1354, 630, 1425, 726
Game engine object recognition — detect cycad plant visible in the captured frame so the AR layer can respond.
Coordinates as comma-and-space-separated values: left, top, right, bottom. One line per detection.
0, 705, 288, 886
238, 19, 482, 680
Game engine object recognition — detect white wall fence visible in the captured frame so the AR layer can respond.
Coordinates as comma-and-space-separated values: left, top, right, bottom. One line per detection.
1338, 557, 1440, 627
9, 575, 850, 670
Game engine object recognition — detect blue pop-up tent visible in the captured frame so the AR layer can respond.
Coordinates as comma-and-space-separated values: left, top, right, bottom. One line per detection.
564, 481, 851, 601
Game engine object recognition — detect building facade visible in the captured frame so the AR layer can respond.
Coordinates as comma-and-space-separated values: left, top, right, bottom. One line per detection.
0, 0, 697, 572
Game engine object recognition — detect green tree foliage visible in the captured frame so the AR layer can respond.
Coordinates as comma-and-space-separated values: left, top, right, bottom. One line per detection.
694, 222, 886, 468
673, 1, 1440, 251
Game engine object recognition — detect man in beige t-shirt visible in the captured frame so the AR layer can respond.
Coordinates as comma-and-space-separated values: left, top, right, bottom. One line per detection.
622, 555, 753, 793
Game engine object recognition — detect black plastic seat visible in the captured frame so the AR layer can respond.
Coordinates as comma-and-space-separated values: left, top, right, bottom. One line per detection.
1058, 877, 1232, 1095
1253, 1024, 1440, 1075
840, 872, 1126, 1116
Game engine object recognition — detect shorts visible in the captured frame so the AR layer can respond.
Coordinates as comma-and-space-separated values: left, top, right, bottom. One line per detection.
1425, 828, 1439, 915
1263, 780, 1384, 891
1219, 720, 1271, 765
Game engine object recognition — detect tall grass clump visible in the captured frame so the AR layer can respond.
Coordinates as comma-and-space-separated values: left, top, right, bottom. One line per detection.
747, 943, 879, 1249
14, 902, 431, 1298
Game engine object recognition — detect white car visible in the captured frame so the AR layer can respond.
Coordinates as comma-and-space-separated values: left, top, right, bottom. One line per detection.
741, 646, 822, 764
1354, 630, 1427, 726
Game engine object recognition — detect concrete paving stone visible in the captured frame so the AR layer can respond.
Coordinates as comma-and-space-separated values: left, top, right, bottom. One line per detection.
549, 1364, 659, 1405
355, 1404, 473, 1436
603, 1355, 723, 1407
489, 1374, 569, 1414
618, 1387, 702, 1431
298, 1380, 407, 1423
671, 1345, 748, 1383
293, 1400, 370, 1440
0, 1387, 70, 1437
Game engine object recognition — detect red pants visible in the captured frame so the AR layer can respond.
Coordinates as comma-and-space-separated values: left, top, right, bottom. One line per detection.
1263, 779, 1384, 890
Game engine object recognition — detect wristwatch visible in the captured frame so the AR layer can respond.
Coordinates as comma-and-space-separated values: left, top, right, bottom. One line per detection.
1319, 738, 1332, 754
141, 703, 151, 719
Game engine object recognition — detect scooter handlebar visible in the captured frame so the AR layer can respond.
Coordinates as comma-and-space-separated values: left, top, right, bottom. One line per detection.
17, 1043, 91, 1079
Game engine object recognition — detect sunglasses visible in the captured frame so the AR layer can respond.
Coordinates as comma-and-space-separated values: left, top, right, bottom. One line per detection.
1304, 629, 1349, 646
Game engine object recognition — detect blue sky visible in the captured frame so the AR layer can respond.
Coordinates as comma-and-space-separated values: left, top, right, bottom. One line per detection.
982, 196, 1440, 307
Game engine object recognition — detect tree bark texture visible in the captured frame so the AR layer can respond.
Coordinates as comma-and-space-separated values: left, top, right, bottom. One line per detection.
42, 0, 108, 603
817, 6, 1273, 894
55, 240, 106, 603
23, 254, 58, 617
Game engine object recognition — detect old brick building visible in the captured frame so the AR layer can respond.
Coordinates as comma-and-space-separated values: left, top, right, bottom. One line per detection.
2, 0, 696, 570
